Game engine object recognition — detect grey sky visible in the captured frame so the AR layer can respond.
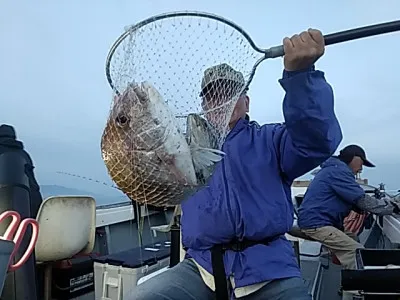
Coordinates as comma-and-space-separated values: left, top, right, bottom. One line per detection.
1, 0, 400, 204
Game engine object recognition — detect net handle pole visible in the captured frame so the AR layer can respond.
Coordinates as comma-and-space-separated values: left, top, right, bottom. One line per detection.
264, 20, 400, 59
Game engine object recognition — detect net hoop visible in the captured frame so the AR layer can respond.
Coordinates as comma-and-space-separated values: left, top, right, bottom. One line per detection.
105, 10, 265, 95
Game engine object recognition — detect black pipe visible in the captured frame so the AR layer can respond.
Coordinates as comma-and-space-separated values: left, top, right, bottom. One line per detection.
324, 20, 400, 46
169, 216, 181, 268
267, 20, 400, 58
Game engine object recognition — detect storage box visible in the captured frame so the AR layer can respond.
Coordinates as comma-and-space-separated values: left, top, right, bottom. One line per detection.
52, 256, 96, 299
356, 248, 400, 269
342, 249, 400, 298
93, 242, 170, 300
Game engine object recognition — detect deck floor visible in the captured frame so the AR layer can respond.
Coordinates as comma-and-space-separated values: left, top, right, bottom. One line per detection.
300, 260, 320, 294
319, 263, 342, 300
299, 255, 342, 300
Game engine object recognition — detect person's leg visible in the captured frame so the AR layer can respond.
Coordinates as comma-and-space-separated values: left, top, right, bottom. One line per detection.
344, 230, 360, 243
130, 259, 215, 300
244, 277, 311, 300
302, 226, 364, 269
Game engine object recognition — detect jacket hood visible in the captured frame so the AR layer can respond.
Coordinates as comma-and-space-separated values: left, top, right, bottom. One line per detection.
0, 125, 16, 139
320, 156, 347, 169
0, 125, 23, 149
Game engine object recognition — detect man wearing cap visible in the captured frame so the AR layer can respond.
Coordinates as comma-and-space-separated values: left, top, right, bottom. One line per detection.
198, 62, 250, 130
298, 144, 400, 271
135, 29, 342, 300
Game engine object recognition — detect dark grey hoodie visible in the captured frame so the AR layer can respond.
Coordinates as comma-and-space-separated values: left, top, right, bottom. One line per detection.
0, 124, 43, 217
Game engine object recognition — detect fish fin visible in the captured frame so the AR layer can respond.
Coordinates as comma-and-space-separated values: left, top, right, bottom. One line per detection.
190, 143, 225, 171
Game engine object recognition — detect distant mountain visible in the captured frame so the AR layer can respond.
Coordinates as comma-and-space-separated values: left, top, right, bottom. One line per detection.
40, 185, 97, 198
39, 184, 129, 205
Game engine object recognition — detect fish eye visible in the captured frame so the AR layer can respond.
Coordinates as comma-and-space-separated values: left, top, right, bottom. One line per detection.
115, 115, 129, 127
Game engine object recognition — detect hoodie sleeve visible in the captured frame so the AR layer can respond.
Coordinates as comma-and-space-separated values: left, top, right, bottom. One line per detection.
330, 168, 365, 205
356, 194, 398, 216
273, 66, 343, 182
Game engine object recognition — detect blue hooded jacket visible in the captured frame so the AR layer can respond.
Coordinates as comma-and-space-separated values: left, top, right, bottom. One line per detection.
298, 157, 365, 230
181, 66, 343, 288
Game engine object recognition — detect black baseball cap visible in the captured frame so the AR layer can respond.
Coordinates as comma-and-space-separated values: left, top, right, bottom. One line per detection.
339, 145, 375, 168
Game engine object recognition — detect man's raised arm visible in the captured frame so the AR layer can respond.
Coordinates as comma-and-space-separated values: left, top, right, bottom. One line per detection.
272, 29, 342, 182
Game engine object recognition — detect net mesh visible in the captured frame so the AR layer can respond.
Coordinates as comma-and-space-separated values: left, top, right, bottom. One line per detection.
101, 14, 261, 207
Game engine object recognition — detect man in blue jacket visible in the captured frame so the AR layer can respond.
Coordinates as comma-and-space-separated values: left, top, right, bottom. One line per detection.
298, 144, 400, 271
134, 28, 343, 300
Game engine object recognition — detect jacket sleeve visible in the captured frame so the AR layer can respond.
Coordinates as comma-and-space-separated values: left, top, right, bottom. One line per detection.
356, 195, 399, 216
273, 66, 343, 182
330, 169, 365, 205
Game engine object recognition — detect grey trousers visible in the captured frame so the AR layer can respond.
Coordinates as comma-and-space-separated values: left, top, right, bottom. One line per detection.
131, 259, 311, 300
301, 226, 364, 269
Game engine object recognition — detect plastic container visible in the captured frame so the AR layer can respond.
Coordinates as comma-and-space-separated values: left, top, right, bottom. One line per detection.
51, 256, 96, 299
93, 242, 170, 300
342, 249, 400, 299
356, 249, 400, 269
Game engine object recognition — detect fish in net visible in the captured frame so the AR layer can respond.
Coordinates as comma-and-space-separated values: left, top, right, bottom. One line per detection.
101, 12, 400, 207
101, 80, 229, 207
101, 14, 257, 207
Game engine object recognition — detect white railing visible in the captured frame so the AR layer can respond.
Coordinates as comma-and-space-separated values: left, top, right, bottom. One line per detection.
95, 202, 159, 227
